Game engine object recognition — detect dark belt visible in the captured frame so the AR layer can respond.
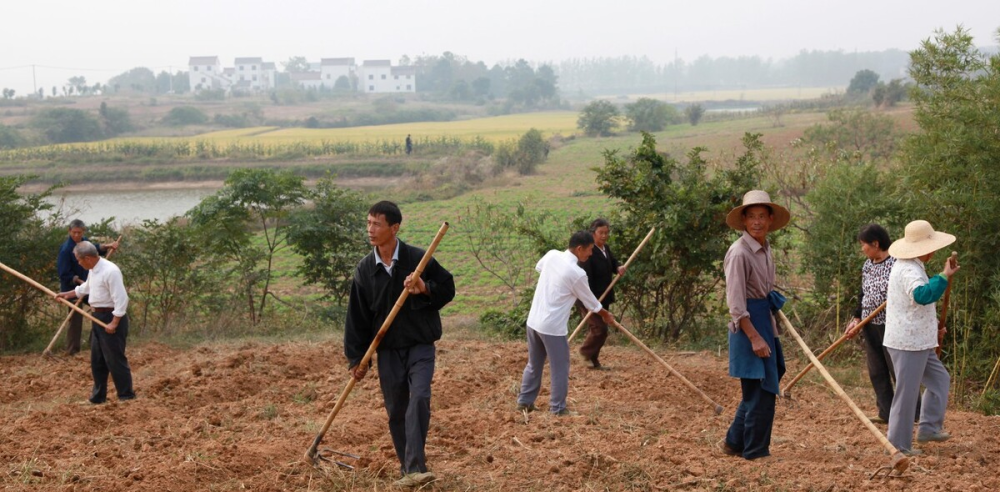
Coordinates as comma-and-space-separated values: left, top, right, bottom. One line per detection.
92, 307, 115, 313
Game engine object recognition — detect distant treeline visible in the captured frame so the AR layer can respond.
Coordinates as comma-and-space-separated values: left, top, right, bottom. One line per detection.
555, 49, 913, 95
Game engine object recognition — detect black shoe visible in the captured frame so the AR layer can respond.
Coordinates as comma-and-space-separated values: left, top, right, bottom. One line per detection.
590, 356, 601, 369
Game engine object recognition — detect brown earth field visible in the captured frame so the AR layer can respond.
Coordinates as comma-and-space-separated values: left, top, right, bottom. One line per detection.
2, 326, 997, 491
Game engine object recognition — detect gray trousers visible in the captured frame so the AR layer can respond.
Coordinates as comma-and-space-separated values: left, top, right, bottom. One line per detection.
377, 344, 435, 474
886, 347, 950, 451
517, 327, 570, 413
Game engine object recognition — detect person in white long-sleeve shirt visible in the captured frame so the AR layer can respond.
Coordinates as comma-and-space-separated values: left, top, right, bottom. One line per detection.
57, 241, 135, 404
515, 231, 615, 416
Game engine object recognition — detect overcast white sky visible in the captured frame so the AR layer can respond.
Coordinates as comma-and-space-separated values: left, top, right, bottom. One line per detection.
1, 0, 998, 95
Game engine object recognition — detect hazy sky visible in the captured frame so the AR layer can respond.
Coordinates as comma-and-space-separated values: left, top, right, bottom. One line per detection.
1, 0, 998, 95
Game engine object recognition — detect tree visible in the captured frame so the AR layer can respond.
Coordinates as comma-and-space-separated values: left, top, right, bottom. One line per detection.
282, 56, 310, 73
162, 106, 208, 126
187, 168, 307, 324
595, 132, 762, 341
577, 100, 620, 136
624, 98, 677, 132
896, 26, 1000, 389
847, 69, 880, 94
0, 124, 24, 149
286, 177, 369, 304
106, 67, 156, 94
684, 103, 705, 126
333, 75, 351, 91
872, 78, 907, 107
67, 76, 87, 95
31, 108, 104, 143
1, 88, 13, 99
98, 102, 134, 136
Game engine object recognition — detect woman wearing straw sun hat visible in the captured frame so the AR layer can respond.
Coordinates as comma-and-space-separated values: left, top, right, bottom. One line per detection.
720, 190, 789, 460
883, 220, 960, 456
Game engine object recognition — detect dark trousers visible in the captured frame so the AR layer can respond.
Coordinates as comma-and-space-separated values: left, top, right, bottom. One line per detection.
862, 323, 897, 421
725, 378, 776, 460
66, 296, 88, 355
378, 344, 435, 474
577, 305, 608, 361
89, 312, 135, 403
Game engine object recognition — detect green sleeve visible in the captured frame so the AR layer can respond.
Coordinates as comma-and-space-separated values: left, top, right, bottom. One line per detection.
912, 274, 948, 305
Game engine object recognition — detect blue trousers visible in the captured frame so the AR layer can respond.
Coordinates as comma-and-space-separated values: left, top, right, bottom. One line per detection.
89, 312, 135, 403
725, 378, 776, 459
377, 344, 435, 474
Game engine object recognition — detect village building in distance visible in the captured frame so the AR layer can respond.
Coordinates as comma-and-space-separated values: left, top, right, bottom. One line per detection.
187, 56, 416, 94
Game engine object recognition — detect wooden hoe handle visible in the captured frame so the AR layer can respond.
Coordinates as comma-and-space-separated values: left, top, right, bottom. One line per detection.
609, 319, 724, 415
569, 227, 655, 342
0, 261, 111, 331
776, 309, 908, 474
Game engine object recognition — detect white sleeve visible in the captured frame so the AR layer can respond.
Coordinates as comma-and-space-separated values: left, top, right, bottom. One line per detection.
74, 281, 90, 298
109, 269, 130, 317
571, 274, 602, 313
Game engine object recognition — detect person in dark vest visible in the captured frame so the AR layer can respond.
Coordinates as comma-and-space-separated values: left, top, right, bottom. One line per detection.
405, 134, 413, 155
575, 218, 625, 369
343, 201, 455, 488
720, 190, 789, 460
56, 219, 119, 355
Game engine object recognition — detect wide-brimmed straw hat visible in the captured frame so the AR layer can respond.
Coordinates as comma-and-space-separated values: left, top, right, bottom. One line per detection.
888, 220, 956, 259
726, 190, 790, 232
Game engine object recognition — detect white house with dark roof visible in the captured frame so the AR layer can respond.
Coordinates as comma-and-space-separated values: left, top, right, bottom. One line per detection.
234, 57, 264, 91
261, 62, 277, 91
390, 66, 417, 93
320, 58, 355, 90
358, 60, 394, 93
290, 71, 323, 90
188, 56, 230, 92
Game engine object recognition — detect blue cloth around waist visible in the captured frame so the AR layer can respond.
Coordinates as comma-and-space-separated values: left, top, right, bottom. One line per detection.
729, 296, 786, 395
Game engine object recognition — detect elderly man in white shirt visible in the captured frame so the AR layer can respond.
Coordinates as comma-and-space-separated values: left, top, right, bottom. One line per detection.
516, 231, 615, 416
884, 220, 959, 455
58, 241, 135, 404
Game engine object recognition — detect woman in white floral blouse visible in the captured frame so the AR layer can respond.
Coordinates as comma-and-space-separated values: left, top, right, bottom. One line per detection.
884, 220, 959, 456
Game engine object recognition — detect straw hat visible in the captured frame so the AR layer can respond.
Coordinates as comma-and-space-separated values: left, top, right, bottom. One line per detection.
888, 220, 956, 259
726, 190, 790, 231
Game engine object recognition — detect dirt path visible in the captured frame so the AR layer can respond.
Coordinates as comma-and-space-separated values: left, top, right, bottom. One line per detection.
1, 331, 997, 491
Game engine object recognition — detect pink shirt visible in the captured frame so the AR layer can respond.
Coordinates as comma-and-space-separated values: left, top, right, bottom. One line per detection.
724, 231, 777, 335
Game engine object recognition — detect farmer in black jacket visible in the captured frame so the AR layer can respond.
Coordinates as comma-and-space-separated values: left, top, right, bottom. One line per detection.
344, 201, 455, 488
576, 218, 624, 369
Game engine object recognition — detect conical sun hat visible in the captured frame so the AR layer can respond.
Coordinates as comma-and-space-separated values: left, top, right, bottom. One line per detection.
888, 220, 956, 259
726, 190, 790, 231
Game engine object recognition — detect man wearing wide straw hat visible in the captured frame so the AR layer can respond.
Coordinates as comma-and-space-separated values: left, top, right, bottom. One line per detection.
884, 220, 959, 455
720, 190, 790, 460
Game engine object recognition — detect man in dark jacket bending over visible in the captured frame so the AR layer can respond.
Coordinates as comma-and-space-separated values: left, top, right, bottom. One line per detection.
344, 200, 455, 488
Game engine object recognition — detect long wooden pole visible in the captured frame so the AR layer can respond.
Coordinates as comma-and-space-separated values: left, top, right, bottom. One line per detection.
776, 309, 908, 474
44, 236, 122, 355
781, 302, 886, 396
609, 319, 723, 414
936, 252, 958, 359
305, 222, 449, 462
0, 261, 111, 331
569, 227, 656, 342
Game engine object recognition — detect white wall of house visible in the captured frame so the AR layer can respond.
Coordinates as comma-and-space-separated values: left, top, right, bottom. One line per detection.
188, 57, 231, 92
234, 58, 263, 91
321, 59, 354, 90
359, 61, 393, 93
390, 67, 417, 93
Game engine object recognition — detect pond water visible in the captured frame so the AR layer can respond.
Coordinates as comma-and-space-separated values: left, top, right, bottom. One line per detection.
41, 188, 218, 226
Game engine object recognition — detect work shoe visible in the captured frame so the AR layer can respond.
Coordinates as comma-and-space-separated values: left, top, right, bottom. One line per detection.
393, 471, 437, 488
917, 431, 951, 443
868, 415, 887, 424
900, 448, 924, 457
553, 408, 578, 417
515, 403, 536, 413
717, 439, 740, 456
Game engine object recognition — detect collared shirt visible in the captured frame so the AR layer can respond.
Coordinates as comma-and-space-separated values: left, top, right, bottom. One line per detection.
724, 230, 777, 335
373, 239, 400, 275
884, 258, 948, 351
527, 250, 602, 336
75, 258, 129, 318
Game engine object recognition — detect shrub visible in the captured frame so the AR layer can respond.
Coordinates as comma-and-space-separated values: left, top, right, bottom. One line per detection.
163, 106, 209, 126
31, 108, 104, 143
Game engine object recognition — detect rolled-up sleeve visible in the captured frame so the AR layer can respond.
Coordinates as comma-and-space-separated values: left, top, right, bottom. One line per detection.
725, 251, 750, 327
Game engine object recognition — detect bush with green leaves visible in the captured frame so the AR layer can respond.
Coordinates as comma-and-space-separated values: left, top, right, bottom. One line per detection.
31, 108, 104, 144
577, 100, 620, 137
625, 98, 678, 132
847, 69, 880, 95
684, 104, 705, 126
114, 218, 222, 335
595, 132, 762, 341
187, 168, 307, 324
490, 128, 549, 175
286, 177, 370, 305
163, 106, 209, 126
0, 123, 25, 149
0, 176, 64, 351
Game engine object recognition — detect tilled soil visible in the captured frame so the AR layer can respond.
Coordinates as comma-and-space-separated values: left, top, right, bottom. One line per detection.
1, 333, 997, 491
